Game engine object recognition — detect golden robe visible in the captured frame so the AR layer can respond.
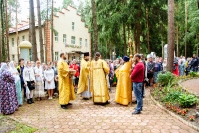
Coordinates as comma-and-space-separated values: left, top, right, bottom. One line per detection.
77, 59, 90, 94
58, 59, 76, 105
91, 59, 110, 103
115, 62, 132, 105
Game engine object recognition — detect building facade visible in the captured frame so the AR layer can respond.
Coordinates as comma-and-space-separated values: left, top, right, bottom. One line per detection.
9, 6, 91, 63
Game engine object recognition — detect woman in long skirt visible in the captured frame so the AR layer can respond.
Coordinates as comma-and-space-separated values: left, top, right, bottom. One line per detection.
44, 62, 55, 99
0, 63, 18, 115
34, 61, 45, 100
9, 61, 23, 106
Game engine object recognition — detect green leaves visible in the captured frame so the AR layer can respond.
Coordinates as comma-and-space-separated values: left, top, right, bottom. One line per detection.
157, 72, 175, 86
178, 93, 199, 108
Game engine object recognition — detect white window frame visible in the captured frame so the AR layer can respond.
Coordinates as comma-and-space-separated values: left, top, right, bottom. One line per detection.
12, 38, 14, 47
72, 22, 75, 30
12, 55, 15, 61
63, 34, 67, 43
85, 39, 88, 47
54, 32, 58, 42
22, 35, 25, 41
79, 38, 82, 45
71, 36, 76, 44
55, 52, 59, 60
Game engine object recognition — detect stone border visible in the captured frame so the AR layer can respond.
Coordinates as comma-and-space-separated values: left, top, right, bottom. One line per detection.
150, 94, 199, 132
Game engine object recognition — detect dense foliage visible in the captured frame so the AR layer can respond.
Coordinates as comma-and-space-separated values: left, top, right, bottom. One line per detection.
157, 72, 175, 86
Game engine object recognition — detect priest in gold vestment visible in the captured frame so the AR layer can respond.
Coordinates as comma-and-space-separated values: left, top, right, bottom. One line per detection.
90, 52, 110, 104
115, 56, 132, 105
58, 53, 76, 109
77, 52, 92, 99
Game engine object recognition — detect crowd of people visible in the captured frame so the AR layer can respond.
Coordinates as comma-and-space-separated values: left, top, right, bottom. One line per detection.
0, 52, 199, 115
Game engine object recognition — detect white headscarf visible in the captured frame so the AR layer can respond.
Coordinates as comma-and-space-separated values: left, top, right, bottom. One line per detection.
9, 61, 20, 83
0, 63, 8, 73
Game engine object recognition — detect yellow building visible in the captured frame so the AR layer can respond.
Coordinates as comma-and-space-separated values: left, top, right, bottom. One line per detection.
8, 6, 91, 63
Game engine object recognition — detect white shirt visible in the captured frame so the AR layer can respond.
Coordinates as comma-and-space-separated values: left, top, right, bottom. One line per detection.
44, 68, 54, 82
34, 66, 43, 82
23, 66, 35, 85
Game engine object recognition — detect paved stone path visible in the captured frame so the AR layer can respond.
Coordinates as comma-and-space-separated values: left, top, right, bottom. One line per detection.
181, 78, 199, 95
9, 88, 198, 133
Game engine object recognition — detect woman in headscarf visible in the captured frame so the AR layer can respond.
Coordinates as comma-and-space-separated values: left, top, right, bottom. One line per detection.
0, 63, 18, 115
23, 61, 36, 104
9, 61, 23, 106
34, 60, 45, 101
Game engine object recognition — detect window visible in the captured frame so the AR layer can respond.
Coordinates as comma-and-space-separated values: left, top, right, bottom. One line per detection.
12, 38, 14, 46
85, 39, 88, 47
54, 32, 58, 42
55, 52, 59, 60
12, 55, 15, 61
63, 34, 66, 43
22, 35, 25, 41
72, 22, 75, 30
79, 38, 82, 45
71, 36, 76, 44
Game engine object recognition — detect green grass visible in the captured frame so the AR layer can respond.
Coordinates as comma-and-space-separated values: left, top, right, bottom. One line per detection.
7, 123, 37, 133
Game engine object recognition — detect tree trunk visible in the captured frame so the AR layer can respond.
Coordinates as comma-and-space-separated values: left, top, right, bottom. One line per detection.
5, 0, 9, 60
146, 7, 150, 53
167, 0, 175, 72
134, 9, 141, 53
91, 0, 98, 52
16, 0, 19, 60
1, 0, 6, 61
51, 0, 54, 61
185, 0, 188, 58
45, 0, 49, 63
37, 0, 44, 62
29, 0, 37, 61
123, 23, 127, 55
0, 0, 2, 63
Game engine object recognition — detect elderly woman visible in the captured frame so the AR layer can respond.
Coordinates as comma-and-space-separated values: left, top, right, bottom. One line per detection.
23, 61, 36, 104
0, 63, 18, 115
9, 61, 23, 106
34, 61, 45, 101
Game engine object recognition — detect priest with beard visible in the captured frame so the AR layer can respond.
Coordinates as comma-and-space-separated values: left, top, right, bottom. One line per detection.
57, 53, 76, 109
115, 56, 132, 105
77, 52, 92, 99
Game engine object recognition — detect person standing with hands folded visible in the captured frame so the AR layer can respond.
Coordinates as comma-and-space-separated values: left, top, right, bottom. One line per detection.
130, 54, 144, 115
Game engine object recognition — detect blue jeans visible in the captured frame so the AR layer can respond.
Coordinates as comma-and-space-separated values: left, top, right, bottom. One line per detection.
133, 82, 143, 112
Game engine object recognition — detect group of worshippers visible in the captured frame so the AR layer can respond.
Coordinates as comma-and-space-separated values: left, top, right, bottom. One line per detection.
0, 59, 57, 115
58, 52, 144, 114
0, 52, 144, 115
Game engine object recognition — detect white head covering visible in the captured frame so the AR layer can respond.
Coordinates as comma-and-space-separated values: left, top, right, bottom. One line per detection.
9, 61, 20, 83
0, 63, 8, 73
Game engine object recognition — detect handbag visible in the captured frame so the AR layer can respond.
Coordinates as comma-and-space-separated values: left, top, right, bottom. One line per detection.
27, 70, 35, 90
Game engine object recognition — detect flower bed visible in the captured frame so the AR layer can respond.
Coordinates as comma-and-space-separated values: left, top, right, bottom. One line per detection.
151, 72, 199, 129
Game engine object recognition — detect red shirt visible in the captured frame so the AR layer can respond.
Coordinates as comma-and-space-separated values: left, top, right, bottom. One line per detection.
69, 64, 80, 77
130, 62, 144, 82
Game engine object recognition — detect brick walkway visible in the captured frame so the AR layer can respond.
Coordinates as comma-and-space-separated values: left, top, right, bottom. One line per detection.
9, 88, 198, 133
181, 78, 199, 95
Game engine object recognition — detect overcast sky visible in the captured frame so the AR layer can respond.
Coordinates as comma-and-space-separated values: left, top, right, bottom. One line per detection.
18, 0, 80, 20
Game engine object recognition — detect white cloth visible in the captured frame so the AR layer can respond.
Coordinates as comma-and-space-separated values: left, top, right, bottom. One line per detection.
81, 77, 92, 98
9, 61, 20, 83
23, 66, 35, 85
44, 68, 55, 89
34, 66, 43, 82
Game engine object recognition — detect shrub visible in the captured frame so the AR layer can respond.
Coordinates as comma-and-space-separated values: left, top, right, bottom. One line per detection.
178, 93, 199, 108
162, 89, 182, 103
157, 72, 175, 86
188, 71, 199, 77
